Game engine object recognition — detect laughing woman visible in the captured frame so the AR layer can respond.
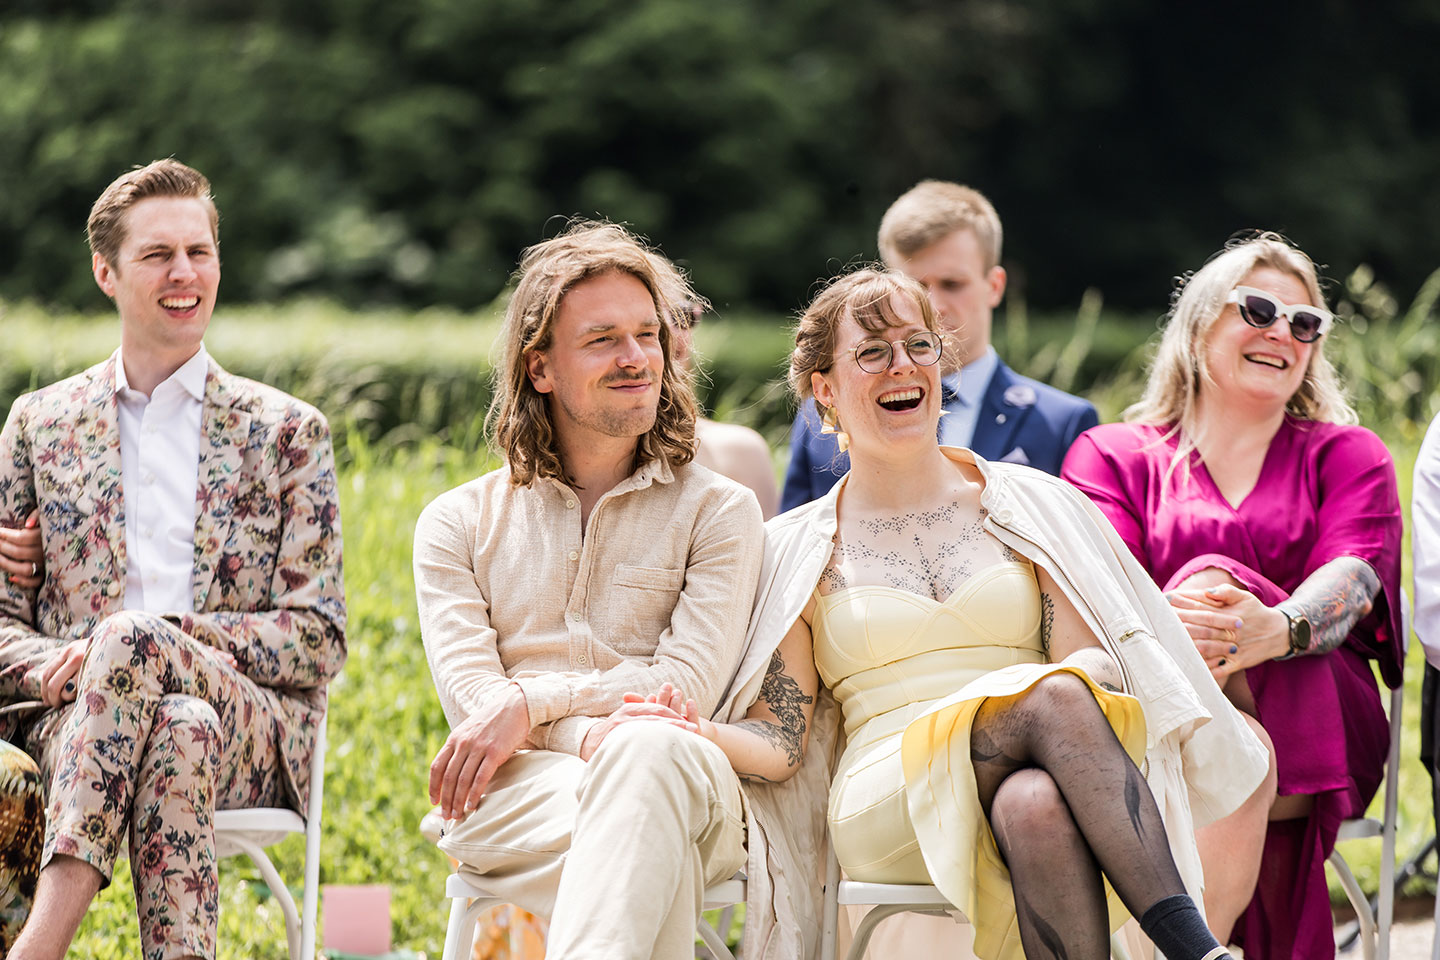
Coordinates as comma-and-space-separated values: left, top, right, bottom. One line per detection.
630, 268, 1267, 960
1062, 234, 1402, 959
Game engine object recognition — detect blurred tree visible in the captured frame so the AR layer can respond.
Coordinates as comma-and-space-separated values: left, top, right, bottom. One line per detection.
0, 0, 1436, 312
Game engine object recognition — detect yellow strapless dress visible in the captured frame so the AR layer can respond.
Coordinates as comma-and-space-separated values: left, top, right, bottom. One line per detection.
813, 561, 1147, 960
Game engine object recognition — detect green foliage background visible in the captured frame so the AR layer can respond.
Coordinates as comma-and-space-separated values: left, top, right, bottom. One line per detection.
2, 1, 1439, 315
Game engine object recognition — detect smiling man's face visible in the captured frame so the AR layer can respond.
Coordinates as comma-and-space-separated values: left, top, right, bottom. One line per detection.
93, 195, 220, 357
525, 270, 666, 449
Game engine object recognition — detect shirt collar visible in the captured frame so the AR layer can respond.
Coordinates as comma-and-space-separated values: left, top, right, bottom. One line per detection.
541, 455, 677, 501
114, 344, 209, 402
951, 345, 998, 409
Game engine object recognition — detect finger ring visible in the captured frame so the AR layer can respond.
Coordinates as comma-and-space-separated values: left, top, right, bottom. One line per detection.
1217, 658, 1227, 667
64, 680, 75, 694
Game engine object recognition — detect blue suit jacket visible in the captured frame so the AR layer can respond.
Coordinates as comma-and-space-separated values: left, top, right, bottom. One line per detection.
780, 358, 1099, 512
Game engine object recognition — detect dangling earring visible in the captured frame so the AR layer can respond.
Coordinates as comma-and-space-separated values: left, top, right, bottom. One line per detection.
819, 404, 850, 453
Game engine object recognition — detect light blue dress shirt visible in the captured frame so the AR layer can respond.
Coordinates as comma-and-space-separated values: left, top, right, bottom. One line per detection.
938, 346, 999, 448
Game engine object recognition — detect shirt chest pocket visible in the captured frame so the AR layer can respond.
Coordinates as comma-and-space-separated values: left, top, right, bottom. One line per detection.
606, 564, 686, 656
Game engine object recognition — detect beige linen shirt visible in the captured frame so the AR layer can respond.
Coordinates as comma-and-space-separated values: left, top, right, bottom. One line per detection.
415, 456, 764, 756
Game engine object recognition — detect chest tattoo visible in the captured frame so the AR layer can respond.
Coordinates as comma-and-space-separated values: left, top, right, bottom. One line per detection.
819, 502, 1014, 602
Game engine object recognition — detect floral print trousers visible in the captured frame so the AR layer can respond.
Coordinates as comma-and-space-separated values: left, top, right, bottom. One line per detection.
22, 611, 286, 960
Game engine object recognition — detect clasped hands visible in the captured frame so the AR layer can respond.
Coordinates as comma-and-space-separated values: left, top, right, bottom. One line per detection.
579, 682, 713, 761
1165, 583, 1290, 681
429, 682, 711, 822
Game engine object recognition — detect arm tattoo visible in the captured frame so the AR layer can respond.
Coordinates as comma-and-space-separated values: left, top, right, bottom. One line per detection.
1286, 557, 1382, 655
1038, 592, 1055, 658
735, 650, 813, 775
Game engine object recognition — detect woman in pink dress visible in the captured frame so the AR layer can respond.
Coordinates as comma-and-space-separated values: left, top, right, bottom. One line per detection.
1062, 233, 1403, 959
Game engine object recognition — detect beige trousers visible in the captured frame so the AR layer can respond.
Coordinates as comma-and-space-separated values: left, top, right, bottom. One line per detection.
438, 721, 746, 960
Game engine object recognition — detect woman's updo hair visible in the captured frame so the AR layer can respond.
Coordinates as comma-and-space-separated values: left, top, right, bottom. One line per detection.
788, 267, 940, 421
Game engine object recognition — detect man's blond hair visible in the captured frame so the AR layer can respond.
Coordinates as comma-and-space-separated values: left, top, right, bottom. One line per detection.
486, 221, 699, 486
87, 159, 218, 268
877, 180, 1002, 270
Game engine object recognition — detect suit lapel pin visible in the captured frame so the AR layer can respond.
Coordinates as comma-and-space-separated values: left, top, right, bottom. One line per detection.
1002, 384, 1037, 408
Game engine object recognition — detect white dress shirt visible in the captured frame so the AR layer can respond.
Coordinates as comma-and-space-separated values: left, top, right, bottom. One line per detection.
937, 345, 999, 448
1412, 414, 1440, 668
115, 345, 207, 614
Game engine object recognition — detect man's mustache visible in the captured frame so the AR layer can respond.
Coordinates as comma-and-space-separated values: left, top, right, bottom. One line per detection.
600, 373, 657, 387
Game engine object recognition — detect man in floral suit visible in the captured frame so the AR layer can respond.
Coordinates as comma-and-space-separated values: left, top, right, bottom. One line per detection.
0, 160, 345, 960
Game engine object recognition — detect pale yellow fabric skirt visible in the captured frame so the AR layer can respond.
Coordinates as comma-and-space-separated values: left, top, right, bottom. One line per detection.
829, 662, 1146, 960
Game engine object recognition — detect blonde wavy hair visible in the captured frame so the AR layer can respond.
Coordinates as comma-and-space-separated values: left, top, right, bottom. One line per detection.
1126, 232, 1356, 478
789, 267, 941, 430
487, 221, 699, 486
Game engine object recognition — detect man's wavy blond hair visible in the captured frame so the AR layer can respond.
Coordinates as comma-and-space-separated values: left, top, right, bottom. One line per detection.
1126, 232, 1355, 480
487, 221, 699, 486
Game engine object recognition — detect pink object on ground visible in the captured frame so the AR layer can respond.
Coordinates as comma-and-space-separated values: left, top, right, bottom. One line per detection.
322, 884, 392, 955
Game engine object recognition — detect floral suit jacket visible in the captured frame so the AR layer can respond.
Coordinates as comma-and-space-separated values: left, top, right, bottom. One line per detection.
0, 354, 346, 809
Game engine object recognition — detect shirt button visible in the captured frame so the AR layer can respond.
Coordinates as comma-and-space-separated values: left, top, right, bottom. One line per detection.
996, 413, 1007, 424
143, 527, 154, 538
106, 582, 120, 597
577, 655, 588, 666
568, 550, 579, 561
569, 613, 581, 622
144, 473, 155, 484
565, 500, 576, 509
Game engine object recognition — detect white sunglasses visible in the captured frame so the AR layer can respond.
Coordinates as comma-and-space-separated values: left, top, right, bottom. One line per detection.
1226, 286, 1334, 343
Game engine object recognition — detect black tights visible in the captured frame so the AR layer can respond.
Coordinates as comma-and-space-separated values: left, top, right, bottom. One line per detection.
971, 672, 1219, 960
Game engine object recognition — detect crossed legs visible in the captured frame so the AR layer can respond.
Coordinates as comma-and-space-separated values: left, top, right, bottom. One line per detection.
12, 611, 285, 960
972, 672, 1225, 960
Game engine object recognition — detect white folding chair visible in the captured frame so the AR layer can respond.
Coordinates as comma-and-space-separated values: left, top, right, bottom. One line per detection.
819, 828, 1129, 960
439, 871, 745, 960
1329, 594, 1409, 960
215, 714, 327, 960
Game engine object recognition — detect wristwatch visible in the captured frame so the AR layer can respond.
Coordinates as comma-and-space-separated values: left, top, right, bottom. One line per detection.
1274, 607, 1312, 661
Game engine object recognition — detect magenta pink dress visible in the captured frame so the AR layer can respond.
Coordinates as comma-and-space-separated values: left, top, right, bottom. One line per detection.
1062, 416, 1402, 960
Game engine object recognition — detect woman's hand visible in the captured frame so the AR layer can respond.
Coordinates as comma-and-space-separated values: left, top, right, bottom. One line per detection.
579, 684, 711, 760
630, 683, 718, 741
0, 511, 43, 590
1167, 584, 1289, 680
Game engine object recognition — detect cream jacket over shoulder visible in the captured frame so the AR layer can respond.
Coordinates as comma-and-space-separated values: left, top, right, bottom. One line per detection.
720, 447, 1270, 960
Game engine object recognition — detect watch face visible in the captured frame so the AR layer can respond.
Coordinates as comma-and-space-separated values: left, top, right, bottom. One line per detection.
1292, 614, 1312, 654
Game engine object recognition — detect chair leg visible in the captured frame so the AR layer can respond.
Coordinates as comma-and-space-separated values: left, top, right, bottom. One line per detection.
695, 912, 735, 960
1330, 851, 1376, 960
225, 836, 302, 960
844, 905, 940, 960
441, 896, 472, 960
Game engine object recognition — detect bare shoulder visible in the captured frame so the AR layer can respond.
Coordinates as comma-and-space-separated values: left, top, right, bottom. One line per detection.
695, 419, 778, 518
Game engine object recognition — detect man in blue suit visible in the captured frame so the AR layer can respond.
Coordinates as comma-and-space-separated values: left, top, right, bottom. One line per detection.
781, 180, 1098, 511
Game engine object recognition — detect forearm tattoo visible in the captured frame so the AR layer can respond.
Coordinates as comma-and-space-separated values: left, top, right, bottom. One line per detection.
1038, 592, 1055, 658
736, 650, 813, 776
1286, 557, 1381, 655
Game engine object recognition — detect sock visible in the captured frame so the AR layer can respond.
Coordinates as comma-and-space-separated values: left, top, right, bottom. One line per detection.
1139, 894, 1229, 960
